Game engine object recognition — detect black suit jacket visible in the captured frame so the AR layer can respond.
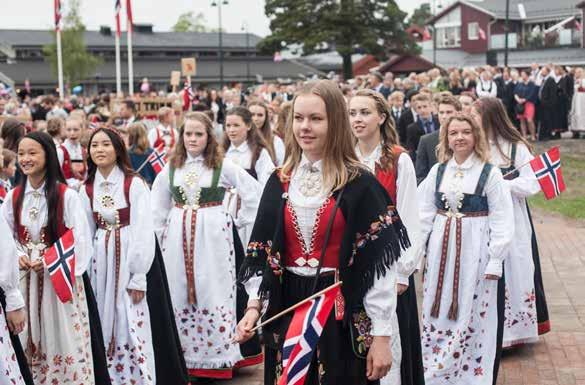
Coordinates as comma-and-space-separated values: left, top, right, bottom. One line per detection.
397, 108, 415, 146
415, 130, 440, 184
406, 115, 440, 164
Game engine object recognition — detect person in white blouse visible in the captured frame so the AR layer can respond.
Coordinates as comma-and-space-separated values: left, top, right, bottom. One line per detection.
248, 100, 286, 166
350, 89, 424, 385
79, 128, 156, 384
236, 80, 412, 385
151, 112, 262, 382
1, 132, 98, 385
223, 106, 275, 248
61, 117, 87, 190
476, 70, 498, 98
148, 107, 179, 153
417, 114, 513, 385
471, 97, 546, 347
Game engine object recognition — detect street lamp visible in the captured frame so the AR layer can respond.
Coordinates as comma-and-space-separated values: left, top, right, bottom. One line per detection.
211, 0, 229, 89
241, 21, 251, 85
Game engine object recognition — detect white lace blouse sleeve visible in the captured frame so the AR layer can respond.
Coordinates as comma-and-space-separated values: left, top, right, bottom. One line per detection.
220, 158, 261, 229
273, 136, 286, 166
395, 153, 423, 285
63, 188, 93, 276
78, 185, 97, 239
126, 178, 156, 292
364, 263, 397, 336
417, 163, 440, 246
0, 214, 25, 312
1, 190, 27, 258
484, 168, 515, 277
505, 143, 540, 198
151, 164, 173, 242
255, 149, 276, 187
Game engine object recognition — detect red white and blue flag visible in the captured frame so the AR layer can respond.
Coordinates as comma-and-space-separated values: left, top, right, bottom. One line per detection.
0, 184, 7, 205
54, 0, 62, 32
43, 228, 76, 303
183, 80, 194, 111
126, 0, 134, 32
147, 144, 167, 174
278, 284, 340, 385
530, 147, 566, 200
115, 0, 122, 37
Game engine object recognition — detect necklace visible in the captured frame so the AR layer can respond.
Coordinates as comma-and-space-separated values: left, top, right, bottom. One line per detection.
99, 182, 116, 209
298, 166, 322, 197
28, 191, 42, 222
185, 169, 200, 189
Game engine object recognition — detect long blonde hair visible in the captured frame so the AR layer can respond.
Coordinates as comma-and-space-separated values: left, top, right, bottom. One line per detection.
281, 80, 363, 191
437, 114, 490, 163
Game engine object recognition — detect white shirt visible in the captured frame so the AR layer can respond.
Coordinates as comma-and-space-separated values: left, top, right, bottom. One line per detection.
476, 79, 498, 98
62, 139, 84, 161
148, 124, 178, 151
0, 214, 24, 311
225, 141, 275, 186
273, 135, 286, 166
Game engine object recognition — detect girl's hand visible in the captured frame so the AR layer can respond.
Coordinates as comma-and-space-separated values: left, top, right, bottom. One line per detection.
19, 255, 31, 270
127, 289, 145, 304
366, 336, 392, 380
6, 308, 26, 334
235, 308, 260, 343
397, 284, 408, 295
30, 259, 44, 273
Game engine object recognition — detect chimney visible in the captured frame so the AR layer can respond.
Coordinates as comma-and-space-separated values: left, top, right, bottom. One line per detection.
134, 24, 153, 34
99, 26, 112, 36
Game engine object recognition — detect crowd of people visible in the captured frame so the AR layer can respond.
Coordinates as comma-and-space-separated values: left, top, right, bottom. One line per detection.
0, 61, 571, 385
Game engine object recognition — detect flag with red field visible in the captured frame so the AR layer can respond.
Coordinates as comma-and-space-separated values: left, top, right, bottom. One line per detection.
43, 228, 76, 303
530, 147, 566, 200
126, 0, 133, 32
147, 144, 167, 174
278, 284, 340, 385
0, 184, 7, 205
115, 0, 122, 37
182, 80, 194, 111
54, 0, 62, 31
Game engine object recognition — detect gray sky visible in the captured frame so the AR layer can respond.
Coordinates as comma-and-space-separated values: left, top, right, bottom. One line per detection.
2, 0, 428, 37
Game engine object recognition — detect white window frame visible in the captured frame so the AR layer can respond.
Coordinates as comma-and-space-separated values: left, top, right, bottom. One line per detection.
468, 22, 479, 40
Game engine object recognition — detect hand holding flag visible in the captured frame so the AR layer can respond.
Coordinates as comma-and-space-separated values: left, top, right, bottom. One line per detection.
43, 229, 76, 303
530, 146, 565, 200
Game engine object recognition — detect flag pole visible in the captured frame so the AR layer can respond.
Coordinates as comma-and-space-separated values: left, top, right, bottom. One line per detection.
56, 26, 64, 100
249, 281, 342, 333
126, 0, 134, 96
115, 34, 122, 97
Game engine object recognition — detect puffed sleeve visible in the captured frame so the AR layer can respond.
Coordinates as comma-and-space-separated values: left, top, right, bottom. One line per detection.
63, 188, 93, 276
484, 168, 514, 277
417, 163, 440, 246
505, 144, 540, 198
255, 149, 276, 187
0, 213, 25, 312
151, 164, 173, 242
395, 153, 423, 286
126, 178, 156, 292
273, 136, 286, 166
220, 158, 261, 229
364, 263, 397, 336
78, 185, 97, 239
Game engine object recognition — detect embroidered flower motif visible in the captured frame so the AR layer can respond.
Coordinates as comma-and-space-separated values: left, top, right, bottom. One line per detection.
353, 207, 399, 252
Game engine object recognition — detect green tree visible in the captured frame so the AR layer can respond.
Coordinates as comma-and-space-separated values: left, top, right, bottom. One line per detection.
260, 0, 419, 79
43, 0, 101, 92
172, 11, 209, 32
408, 3, 432, 27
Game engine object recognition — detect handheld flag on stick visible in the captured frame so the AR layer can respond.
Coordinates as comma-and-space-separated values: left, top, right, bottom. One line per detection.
530, 146, 565, 200
277, 283, 340, 385
43, 229, 76, 303
183, 80, 194, 111
145, 144, 167, 175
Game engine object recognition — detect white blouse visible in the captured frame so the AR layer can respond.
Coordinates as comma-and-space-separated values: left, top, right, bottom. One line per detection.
225, 141, 275, 186
356, 144, 423, 285
62, 139, 84, 160
0, 214, 24, 312
273, 135, 286, 166
489, 138, 540, 198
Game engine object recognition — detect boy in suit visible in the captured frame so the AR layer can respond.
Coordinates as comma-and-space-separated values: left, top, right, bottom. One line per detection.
406, 93, 439, 164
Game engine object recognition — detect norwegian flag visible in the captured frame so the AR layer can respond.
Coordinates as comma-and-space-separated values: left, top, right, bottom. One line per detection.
182, 81, 194, 111
479, 27, 487, 40
54, 0, 62, 31
422, 27, 432, 41
0, 184, 6, 205
576, 20, 582, 32
279, 284, 340, 385
115, 0, 122, 37
147, 144, 167, 174
126, 0, 134, 32
43, 229, 76, 303
530, 147, 566, 200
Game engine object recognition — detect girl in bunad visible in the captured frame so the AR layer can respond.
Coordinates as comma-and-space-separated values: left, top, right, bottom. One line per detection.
248, 100, 286, 166
151, 112, 263, 381
223, 106, 275, 248
61, 117, 87, 190
79, 128, 157, 384
417, 114, 513, 385
349, 89, 425, 385
236, 80, 411, 385
472, 97, 547, 347
1, 131, 108, 385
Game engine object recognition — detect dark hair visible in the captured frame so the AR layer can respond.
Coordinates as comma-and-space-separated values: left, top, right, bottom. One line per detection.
473, 97, 532, 160
14, 131, 66, 245
1, 118, 26, 152
46, 117, 65, 138
122, 100, 136, 113
222, 106, 270, 171
438, 95, 463, 111
247, 100, 277, 163
170, 112, 223, 170
86, 128, 135, 185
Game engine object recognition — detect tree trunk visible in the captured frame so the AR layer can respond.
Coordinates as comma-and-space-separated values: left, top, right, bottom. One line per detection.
341, 52, 353, 81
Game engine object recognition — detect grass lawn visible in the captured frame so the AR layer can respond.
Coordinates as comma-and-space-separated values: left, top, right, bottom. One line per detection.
528, 140, 585, 220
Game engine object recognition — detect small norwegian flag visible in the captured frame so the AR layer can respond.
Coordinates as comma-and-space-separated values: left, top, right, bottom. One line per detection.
479, 27, 487, 40
115, 0, 122, 37
279, 284, 340, 385
576, 20, 582, 32
0, 184, 6, 205
182, 81, 194, 111
147, 144, 167, 174
43, 229, 76, 303
54, 0, 62, 32
126, 0, 134, 32
530, 147, 566, 200
422, 27, 432, 41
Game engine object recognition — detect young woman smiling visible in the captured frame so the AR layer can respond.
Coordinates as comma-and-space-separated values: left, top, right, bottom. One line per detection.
0, 132, 108, 385
248, 100, 286, 166
80, 128, 158, 384
349, 89, 424, 385
237, 80, 411, 385
417, 115, 513, 385
151, 112, 262, 381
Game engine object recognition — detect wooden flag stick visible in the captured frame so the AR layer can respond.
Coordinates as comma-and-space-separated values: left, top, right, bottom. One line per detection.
501, 146, 559, 179
249, 281, 342, 333
135, 143, 164, 173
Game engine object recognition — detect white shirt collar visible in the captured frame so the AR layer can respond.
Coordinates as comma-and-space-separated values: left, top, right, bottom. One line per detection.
24, 179, 46, 195
186, 152, 205, 164
298, 153, 323, 172
448, 152, 478, 170
95, 165, 124, 186
228, 141, 250, 154
355, 143, 381, 170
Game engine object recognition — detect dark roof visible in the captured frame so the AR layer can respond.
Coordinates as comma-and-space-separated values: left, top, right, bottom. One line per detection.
0, 57, 323, 87
0, 29, 263, 50
428, 0, 581, 23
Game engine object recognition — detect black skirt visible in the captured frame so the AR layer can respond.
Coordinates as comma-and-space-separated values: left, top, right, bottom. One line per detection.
396, 275, 425, 385
526, 204, 550, 334
262, 271, 378, 385
146, 242, 189, 385
493, 270, 506, 385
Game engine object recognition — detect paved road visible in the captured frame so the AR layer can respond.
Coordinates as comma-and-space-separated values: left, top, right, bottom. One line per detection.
223, 209, 585, 385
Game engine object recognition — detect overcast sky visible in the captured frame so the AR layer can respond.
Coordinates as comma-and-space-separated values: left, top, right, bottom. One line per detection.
2, 0, 429, 37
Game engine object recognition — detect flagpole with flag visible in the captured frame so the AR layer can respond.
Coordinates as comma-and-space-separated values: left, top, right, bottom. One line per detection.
115, 0, 122, 97
54, 0, 64, 100
126, 0, 134, 96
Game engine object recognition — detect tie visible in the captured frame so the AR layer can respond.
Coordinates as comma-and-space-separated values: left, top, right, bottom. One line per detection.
424, 120, 433, 134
